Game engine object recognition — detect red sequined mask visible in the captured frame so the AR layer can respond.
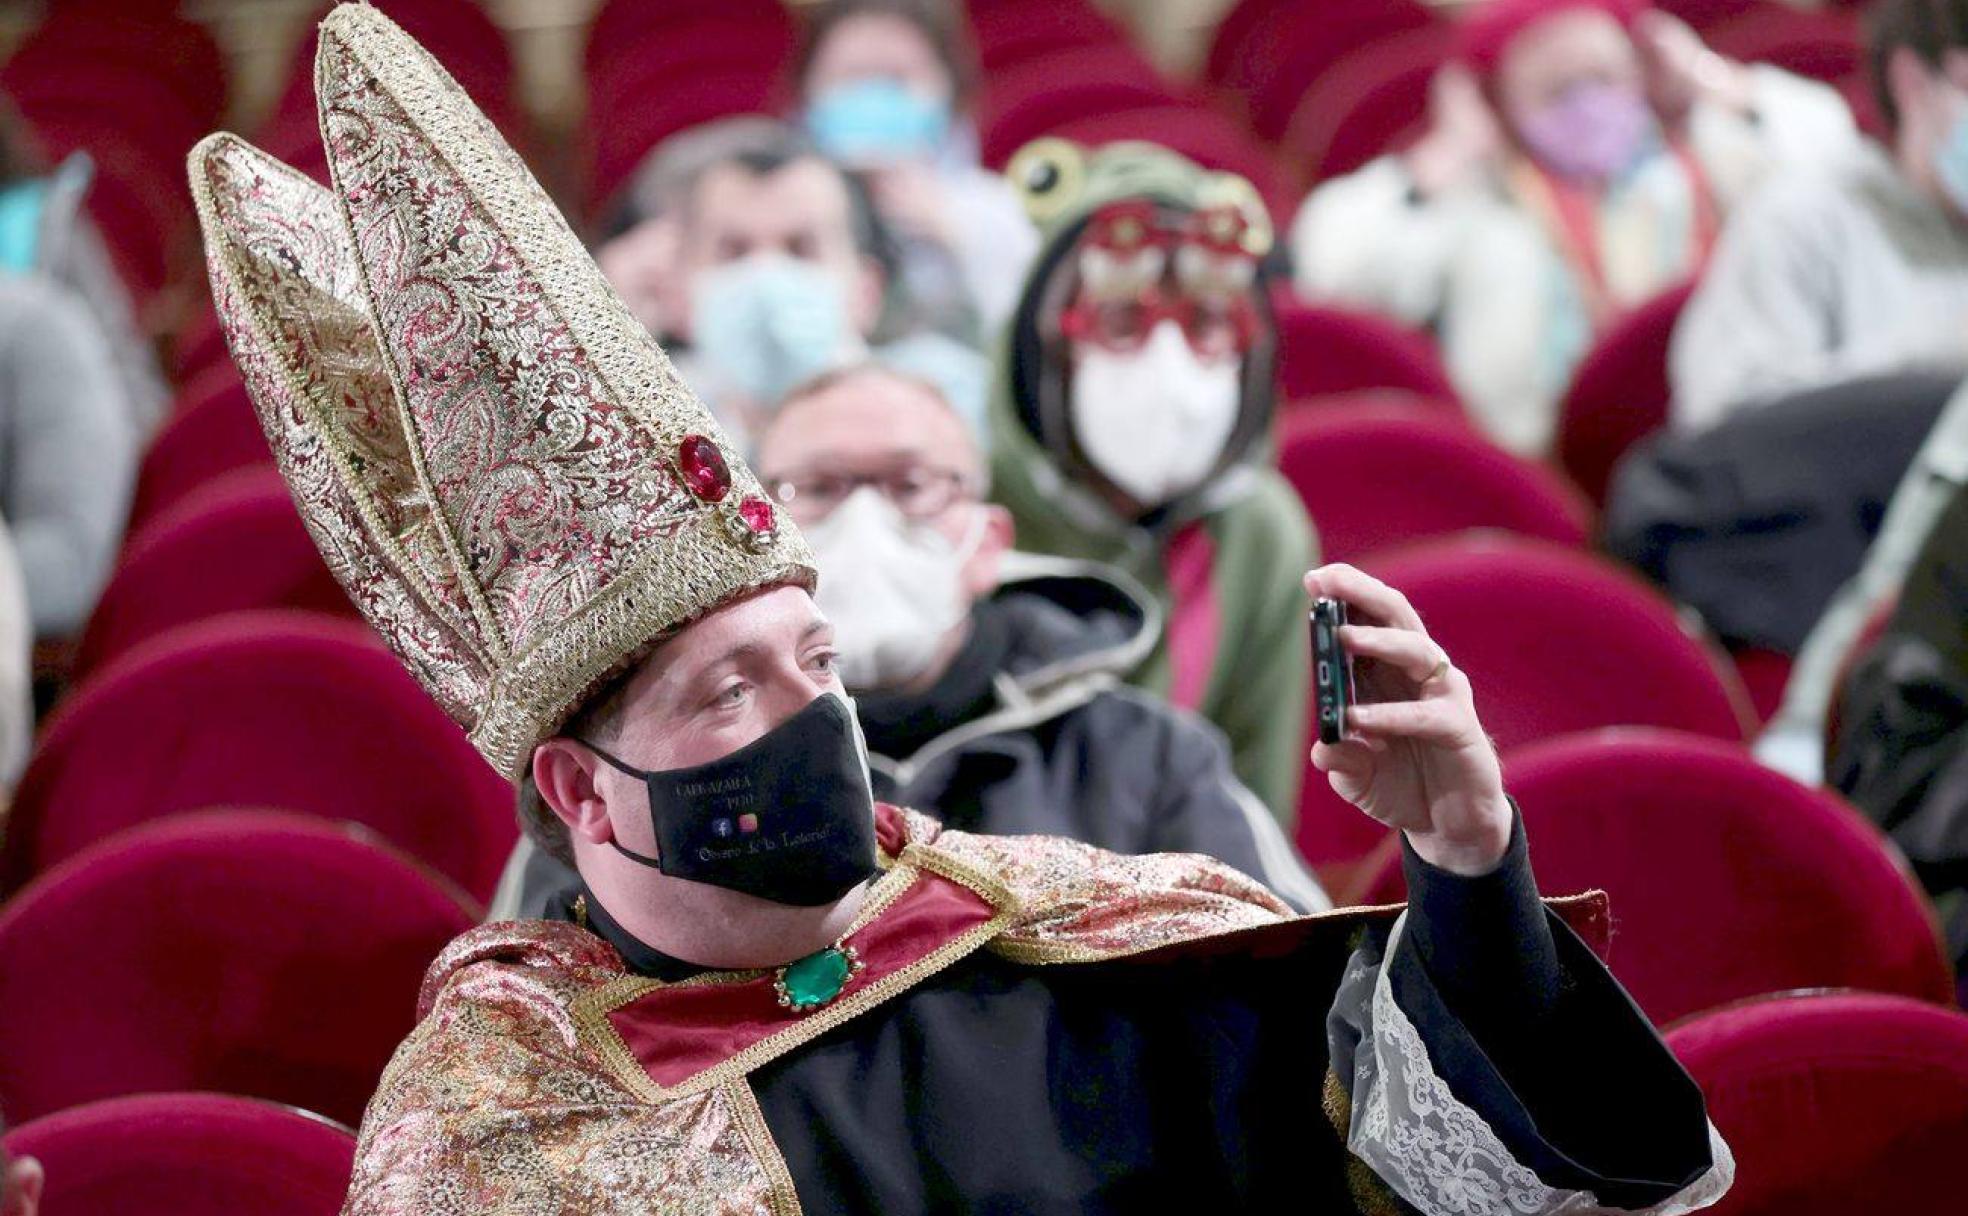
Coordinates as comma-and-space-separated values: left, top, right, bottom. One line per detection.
1059, 201, 1262, 360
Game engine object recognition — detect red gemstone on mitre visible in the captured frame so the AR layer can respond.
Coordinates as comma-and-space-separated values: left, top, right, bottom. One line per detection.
677, 435, 731, 503
738, 495, 777, 536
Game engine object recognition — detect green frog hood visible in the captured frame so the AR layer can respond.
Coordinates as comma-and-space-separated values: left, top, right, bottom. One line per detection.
987, 138, 1281, 554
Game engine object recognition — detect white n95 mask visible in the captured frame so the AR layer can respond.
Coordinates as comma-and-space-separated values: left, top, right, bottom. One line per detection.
1068, 320, 1241, 508
808, 488, 984, 690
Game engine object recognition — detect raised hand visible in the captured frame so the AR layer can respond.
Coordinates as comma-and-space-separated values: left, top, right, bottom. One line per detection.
1635, 10, 1753, 123
1405, 64, 1506, 197
1304, 564, 1512, 876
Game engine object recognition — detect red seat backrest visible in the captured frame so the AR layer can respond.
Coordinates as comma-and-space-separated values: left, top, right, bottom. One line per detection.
978, 46, 1190, 168
129, 379, 274, 533
4, 611, 517, 903
1274, 297, 1459, 406
1242, 0, 1437, 141
1668, 992, 1968, 1213
78, 469, 354, 676
586, 0, 791, 94
1295, 536, 1749, 880
1281, 26, 1449, 186
1367, 536, 1752, 747
1276, 402, 1591, 564
967, 0, 1127, 73
1358, 730, 1955, 1025
0, 810, 476, 1126
587, 70, 787, 215
1556, 278, 1698, 506
2, 1092, 355, 1216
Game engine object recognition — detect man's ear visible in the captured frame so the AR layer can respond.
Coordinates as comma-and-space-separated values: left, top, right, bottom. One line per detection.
532, 741, 616, 846
3, 1155, 45, 1216
959, 504, 1016, 600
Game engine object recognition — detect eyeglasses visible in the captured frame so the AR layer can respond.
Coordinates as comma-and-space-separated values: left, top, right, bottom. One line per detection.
1059, 288, 1259, 360
766, 465, 976, 522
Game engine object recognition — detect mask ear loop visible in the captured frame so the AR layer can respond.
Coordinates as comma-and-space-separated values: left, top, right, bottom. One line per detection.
574, 738, 667, 869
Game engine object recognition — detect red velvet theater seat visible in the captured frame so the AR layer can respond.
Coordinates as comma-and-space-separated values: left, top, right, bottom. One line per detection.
128, 379, 274, 532
1295, 536, 1750, 881
1357, 730, 1955, 1026
1365, 536, 1751, 748
2, 1092, 355, 1215
77, 469, 353, 676
1276, 403, 1592, 564
1, 611, 517, 904
0, 811, 476, 1127
1273, 297, 1460, 407
1556, 278, 1697, 507
1668, 993, 1968, 1214
1281, 25, 1448, 185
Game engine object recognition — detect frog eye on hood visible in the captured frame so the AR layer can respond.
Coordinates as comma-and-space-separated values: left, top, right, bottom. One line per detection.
1193, 172, 1274, 260
1007, 137, 1087, 227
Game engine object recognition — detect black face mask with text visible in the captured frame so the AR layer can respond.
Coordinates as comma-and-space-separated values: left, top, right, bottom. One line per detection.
582, 692, 880, 907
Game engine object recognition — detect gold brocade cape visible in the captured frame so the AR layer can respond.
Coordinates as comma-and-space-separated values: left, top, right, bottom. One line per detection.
343, 805, 1612, 1215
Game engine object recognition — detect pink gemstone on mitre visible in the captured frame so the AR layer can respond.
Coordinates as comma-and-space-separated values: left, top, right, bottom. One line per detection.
677, 435, 731, 503
738, 496, 777, 536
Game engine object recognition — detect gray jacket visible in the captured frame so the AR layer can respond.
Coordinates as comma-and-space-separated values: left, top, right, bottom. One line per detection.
13, 156, 167, 438
0, 274, 137, 636
490, 555, 1327, 919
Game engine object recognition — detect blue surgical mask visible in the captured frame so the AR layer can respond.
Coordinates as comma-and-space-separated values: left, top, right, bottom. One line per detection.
0, 179, 49, 275
1935, 103, 1968, 216
690, 254, 856, 405
805, 78, 952, 167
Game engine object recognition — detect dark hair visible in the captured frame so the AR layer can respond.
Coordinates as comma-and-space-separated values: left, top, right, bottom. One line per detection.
795, 0, 980, 111
1867, 0, 1968, 132
673, 124, 897, 279
515, 663, 643, 869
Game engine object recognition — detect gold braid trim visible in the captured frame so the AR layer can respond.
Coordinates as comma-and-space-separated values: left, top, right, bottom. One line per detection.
570, 855, 1016, 1104
725, 1079, 805, 1216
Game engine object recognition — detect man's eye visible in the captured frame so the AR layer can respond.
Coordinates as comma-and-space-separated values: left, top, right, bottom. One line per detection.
811, 650, 840, 674
712, 682, 751, 708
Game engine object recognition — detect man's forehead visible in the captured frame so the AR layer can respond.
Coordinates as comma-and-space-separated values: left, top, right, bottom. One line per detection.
693, 158, 851, 228
640, 585, 826, 684
761, 375, 980, 475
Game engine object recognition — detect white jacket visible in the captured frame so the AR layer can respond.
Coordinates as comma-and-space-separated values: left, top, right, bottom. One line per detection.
1291, 66, 1857, 456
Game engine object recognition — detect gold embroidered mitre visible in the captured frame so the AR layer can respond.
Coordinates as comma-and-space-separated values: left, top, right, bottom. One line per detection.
187, 4, 816, 780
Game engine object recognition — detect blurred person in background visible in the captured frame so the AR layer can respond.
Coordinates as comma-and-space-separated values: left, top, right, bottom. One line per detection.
796, 0, 1037, 342
1294, 0, 1855, 456
493, 363, 1325, 918
0, 517, 32, 789
989, 139, 1316, 825
1760, 372, 1968, 783
594, 116, 793, 345
1672, 0, 1968, 431
595, 119, 987, 452
1828, 473, 1968, 975
0, 102, 165, 438
0, 272, 135, 642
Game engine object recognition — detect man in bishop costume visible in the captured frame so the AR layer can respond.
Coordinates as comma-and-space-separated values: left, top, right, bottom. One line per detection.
190, 7, 1732, 1214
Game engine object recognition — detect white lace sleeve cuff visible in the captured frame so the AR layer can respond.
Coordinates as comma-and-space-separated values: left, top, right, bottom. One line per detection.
1337, 913, 1736, 1216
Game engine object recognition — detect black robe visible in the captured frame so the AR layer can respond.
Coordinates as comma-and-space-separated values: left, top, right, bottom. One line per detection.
550, 816, 1718, 1213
